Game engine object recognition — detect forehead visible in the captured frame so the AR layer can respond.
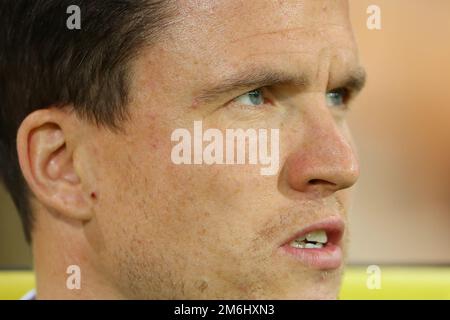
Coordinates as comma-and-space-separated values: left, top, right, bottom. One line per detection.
162, 0, 357, 77
173, 1, 353, 49
134, 0, 358, 103
177, 0, 351, 29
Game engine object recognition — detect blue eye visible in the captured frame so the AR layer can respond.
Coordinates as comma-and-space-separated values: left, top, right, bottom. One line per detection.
326, 88, 349, 107
234, 89, 265, 106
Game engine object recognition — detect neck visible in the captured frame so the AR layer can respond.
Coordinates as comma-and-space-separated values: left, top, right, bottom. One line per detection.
32, 228, 124, 299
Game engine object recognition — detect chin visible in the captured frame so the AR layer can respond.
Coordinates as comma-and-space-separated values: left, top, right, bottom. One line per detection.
286, 270, 343, 300
287, 287, 340, 300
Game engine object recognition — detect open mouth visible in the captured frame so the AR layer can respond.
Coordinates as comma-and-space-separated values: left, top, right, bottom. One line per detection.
289, 229, 328, 249
280, 218, 345, 270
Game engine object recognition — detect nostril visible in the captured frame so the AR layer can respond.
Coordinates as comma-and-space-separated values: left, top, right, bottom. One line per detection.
308, 179, 334, 186
307, 179, 340, 192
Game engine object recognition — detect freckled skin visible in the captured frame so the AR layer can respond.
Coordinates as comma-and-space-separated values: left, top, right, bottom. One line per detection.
34, 0, 361, 299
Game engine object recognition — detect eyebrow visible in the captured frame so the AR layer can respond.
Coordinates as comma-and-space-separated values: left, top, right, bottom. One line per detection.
192, 66, 366, 105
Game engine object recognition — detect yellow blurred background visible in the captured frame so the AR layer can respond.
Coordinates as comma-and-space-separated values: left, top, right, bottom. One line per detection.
0, 0, 449, 298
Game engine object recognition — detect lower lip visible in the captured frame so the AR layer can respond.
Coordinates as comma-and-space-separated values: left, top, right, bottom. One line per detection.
280, 243, 343, 270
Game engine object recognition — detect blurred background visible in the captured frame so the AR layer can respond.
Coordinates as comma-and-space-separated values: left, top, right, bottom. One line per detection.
0, 0, 449, 283
347, 0, 449, 265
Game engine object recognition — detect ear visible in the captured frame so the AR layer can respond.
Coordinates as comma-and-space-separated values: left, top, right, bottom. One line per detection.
17, 108, 93, 221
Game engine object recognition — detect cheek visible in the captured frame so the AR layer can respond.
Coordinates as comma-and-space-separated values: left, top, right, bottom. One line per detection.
91, 124, 276, 244
146, 163, 267, 244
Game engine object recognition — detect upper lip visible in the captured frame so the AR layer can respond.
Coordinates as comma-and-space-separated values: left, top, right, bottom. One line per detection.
280, 217, 345, 247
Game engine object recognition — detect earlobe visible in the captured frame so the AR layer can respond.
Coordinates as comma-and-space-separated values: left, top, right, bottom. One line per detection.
17, 108, 93, 221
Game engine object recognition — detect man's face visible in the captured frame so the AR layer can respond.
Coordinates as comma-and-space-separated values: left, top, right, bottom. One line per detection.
80, 0, 362, 299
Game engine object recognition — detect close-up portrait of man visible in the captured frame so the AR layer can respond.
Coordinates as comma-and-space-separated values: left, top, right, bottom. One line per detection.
2, 0, 367, 300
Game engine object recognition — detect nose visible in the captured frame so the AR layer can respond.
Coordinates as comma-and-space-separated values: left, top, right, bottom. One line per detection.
284, 113, 359, 197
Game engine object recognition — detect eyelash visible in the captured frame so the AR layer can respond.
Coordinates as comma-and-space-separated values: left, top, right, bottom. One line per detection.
231, 88, 272, 108
326, 87, 352, 109
232, 86, 352, 109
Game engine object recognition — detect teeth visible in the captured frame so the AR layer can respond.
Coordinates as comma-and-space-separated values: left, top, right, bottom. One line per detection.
289, 230, 328, 249
290, 239, 306, 248
305, 243, 323, 249
289, 240, 324, 249
305, 230, 327, 244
